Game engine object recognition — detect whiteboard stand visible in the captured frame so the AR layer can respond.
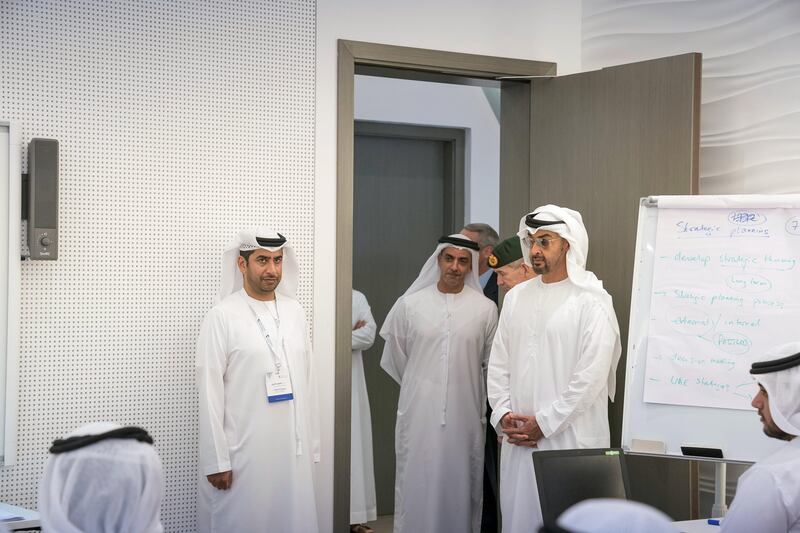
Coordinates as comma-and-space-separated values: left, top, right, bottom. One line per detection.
712, 463, 728, 517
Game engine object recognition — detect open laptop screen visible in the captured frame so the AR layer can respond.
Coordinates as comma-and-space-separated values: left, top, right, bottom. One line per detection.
533, 448, 631, 524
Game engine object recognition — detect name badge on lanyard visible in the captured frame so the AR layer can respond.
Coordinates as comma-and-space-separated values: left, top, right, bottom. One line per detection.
266, 360, 294, 403
242, 293, 295, 404
262, 317, 294, 403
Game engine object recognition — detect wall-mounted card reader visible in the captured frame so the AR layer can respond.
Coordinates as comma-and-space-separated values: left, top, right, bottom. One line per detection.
28, 138, 58, 260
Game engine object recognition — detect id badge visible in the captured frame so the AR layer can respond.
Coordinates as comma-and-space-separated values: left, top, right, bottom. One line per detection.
266, 366, 294, 403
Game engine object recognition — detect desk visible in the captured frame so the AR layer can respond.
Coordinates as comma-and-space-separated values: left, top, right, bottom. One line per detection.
0, 502, 40, 531
673, 518, 721, 532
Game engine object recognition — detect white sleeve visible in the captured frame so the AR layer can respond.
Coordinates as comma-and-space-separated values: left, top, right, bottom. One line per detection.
721, 467, 791, 533
487, 301, 512, 433
535, 300, 618, 438
379, 298, 408, 385
196, 308, 232, 476
483, 304, 499, 370
351, 291, 377, 352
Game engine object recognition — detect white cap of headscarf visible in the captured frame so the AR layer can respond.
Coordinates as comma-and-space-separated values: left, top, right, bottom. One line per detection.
517, 205, 622, 401
556, 498, 678, 533
380, 234, 481, 338
39, 422, 164, 533
219, 227, 299, 301
750, 341, 800, 436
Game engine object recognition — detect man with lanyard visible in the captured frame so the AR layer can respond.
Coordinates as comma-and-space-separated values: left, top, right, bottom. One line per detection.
487, 205, 621, 532
488, 235, 537, 291
721, 342, 800, 532
196, 228, 320, 532
380, 234, 499, 533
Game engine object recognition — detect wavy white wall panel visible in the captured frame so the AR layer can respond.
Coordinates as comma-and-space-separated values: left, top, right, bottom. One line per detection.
583, 0, 800, 194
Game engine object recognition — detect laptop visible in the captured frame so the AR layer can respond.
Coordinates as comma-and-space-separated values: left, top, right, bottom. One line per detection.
533, 447, 631, 524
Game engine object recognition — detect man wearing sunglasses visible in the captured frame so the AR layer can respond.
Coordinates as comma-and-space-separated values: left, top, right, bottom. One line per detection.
487, 205, 622, 532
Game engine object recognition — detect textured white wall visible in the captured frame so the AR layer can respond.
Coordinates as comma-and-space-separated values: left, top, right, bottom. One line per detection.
355, 76, 501, 230
582, 0, 800, 194
0, 2, 316, 531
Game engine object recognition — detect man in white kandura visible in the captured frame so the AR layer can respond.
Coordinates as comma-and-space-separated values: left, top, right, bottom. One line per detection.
487, 205, 621, 532
40, 422, 164, 533
721, 341, 800, 533
381, 234, 499, 533
351, 289, 378, 532
196, 228, 320, 532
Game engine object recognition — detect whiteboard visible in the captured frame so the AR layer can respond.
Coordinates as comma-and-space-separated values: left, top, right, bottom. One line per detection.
621, 195, 800, 463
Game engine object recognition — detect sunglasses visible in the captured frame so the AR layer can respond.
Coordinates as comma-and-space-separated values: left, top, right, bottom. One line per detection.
524, 236, 562, 249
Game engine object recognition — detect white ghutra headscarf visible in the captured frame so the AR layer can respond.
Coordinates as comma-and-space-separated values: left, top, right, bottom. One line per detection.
750, 341, 800, 436
219, 227, 299, 301
556, 498, 679, 533
39, 422, 164, 533
380, 234, 481, 339
517, 205, 622, 401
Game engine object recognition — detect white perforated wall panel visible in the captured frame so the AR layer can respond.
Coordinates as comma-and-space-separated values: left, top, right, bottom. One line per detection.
0, 1, 316, 531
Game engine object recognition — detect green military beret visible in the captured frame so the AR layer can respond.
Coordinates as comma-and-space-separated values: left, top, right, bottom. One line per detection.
487, 236, 522, 269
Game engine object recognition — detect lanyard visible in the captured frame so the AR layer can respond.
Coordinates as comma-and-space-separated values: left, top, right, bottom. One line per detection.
240, 293, 302, 455
241, 293, 283, 371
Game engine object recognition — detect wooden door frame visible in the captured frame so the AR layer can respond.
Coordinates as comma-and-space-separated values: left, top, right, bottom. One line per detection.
336, 39, 556, 530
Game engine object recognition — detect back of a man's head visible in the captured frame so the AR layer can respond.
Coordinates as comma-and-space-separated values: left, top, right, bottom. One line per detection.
750, 341, 800, 438
552, 498, 678, 533
462, 223, 499, 250
39, 422, 164, 533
